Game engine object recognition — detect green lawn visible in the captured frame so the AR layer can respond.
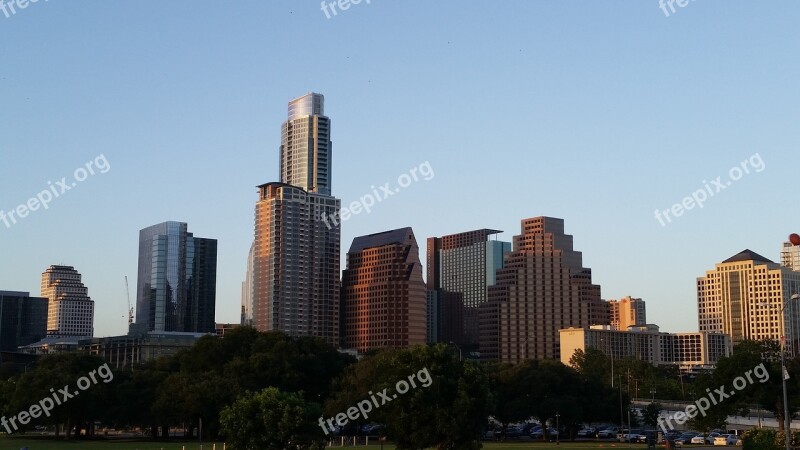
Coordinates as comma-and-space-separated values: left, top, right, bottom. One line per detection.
0, 439, 662, 450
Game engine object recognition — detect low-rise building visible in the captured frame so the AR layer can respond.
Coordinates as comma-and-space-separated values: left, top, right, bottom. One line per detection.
559, 325, 730, 371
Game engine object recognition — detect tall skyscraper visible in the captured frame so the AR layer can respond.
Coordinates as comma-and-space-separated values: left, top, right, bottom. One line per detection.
698, 249, 800, 351
427, 229, 511, 348
136, 221, 218, 333
253, 93, 341, 346
478, 217, 606, 362
607, 296, 647, 330
341, 228, 427, 352
41, 265, 95, 337
0, 291, 48, 351
281, 93, 332, 195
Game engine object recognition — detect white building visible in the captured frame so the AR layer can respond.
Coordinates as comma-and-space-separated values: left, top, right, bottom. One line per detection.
41, 265, 94, 338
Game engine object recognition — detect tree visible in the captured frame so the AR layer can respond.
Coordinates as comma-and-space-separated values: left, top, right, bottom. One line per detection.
220, 387, 324, 450
641, 402, 663, 428
327, 344, 492, 450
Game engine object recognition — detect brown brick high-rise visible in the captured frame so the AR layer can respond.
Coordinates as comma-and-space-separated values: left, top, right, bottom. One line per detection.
342, 228, 427, 353
479, 217, 606, 362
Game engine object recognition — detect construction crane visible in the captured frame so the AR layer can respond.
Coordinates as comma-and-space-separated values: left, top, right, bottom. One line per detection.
125, 276, 134, 326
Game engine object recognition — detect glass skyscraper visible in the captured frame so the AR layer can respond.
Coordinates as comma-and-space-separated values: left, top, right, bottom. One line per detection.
136, 221, 217, 333
280, 92, 332, 195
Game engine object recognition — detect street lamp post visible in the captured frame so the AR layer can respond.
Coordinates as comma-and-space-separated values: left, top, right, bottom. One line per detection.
556, 412, 560, 445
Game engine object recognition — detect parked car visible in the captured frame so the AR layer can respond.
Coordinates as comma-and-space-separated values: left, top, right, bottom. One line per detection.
714, 434, 740, 446
674, 432, 700, 445
578, 427, 597, 437
531, 427, 559, 440
619, 429, 645, 443
598, 427, 619, 438
691, 435, 707, 444
704, 432, 722, 444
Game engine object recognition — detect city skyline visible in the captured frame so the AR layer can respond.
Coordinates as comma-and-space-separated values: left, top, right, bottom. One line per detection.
2, 2, 799, 338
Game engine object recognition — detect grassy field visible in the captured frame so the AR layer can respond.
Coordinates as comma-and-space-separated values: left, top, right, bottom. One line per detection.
0, 439, 670, 450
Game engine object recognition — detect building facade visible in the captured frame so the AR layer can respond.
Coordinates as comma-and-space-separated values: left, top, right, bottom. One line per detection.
79, 331, 208, 369
241, 242, 255, 326
41, 265, 95, 337
607, 296, 647, 331
0, 291, 48, 351
427, 229, 510, 348
342, 228, 427, 352
479, 217, 607, 362
782, 241, 800, 272
136, 221, 218, 333
253, 93, 341, 346
559, 325, 731, 371
281, 92, 332, 196
698, 249, 800, 352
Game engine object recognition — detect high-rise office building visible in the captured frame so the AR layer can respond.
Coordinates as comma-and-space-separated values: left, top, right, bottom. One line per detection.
253, 93, 341, 346
478, 217, 606, 362
427, 229, 511, 348
241, 242, 255, 326
607, 296, 647, 331
0, 291, 48, 351
781, 241, 800, 271
281, 92, 332, 196
341, 228, 426, 352
41, 266, 95, 337
698, 249, 800, 351
136, 222, 218, 333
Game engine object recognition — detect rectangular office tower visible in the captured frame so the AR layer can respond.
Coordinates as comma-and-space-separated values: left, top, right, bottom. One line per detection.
606, 296, 647, 331
0, 291, 48, 351
342, 228, 427, 352
427, 229, 511, 349
253, 183, 341, 344
41, 265, 95, 337
698, 249, 800, 351
479, 217, 606, 362
782, 241, 800, 271
136, 222, 218, 333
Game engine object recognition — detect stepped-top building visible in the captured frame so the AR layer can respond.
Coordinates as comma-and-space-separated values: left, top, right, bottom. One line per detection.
479, 217, 607, 362
41, 265, 94, 337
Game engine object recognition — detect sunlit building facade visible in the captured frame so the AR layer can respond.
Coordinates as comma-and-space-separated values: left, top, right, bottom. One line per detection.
342, 228, 426, 352
41, 265, 94, 337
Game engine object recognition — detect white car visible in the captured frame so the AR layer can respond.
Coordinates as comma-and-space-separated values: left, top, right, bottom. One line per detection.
714, 434, 740, 446
691, 435, 707, 444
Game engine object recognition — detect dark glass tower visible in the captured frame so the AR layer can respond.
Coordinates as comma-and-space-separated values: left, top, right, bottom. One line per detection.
0, 291, 48, 351
136, 222, 217, 333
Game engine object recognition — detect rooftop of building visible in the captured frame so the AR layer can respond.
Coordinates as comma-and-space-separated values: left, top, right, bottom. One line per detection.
349, 227, 414, 253
722, 249, 774, 264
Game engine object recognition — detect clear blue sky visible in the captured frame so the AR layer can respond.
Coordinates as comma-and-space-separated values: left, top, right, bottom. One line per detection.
2, 1, 798, 337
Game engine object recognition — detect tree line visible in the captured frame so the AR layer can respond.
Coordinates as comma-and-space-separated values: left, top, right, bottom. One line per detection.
0, 327, 795, 449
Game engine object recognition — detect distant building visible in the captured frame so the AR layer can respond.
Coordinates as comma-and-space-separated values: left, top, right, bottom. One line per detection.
427, 229, 510, 349
341, 228, 427, 353
782, 241, 800, 272
426, 289, 465, 345
0, 291, 48, 351
607, 296, 647, 331
215, 323, 239, 337
241, 242, 255, 326
41, 266, 94, 337
698, 249, 800, 351
79, 330, 208, 369
559, 325, 730, 372
479, 217, 607, 362
136, 221, 218, 333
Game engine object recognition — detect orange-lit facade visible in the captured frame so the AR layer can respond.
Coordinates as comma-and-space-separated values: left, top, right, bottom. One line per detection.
342, 228, 427, 352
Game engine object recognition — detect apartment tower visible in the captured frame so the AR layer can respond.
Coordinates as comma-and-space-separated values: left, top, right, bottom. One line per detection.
478, 217, 606, 362
342, 228, 427, 352
607, 296, 647, 331
253, 93, 341, 346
